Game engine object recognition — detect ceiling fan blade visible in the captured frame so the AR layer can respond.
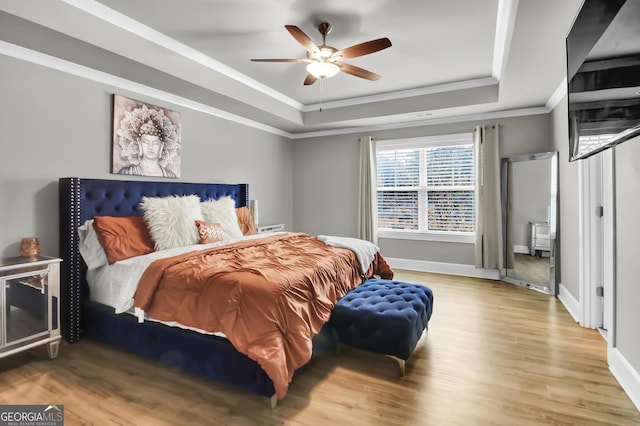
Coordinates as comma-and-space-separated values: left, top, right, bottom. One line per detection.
338, 63, 381, 80
304, 74, 318, 85
285, 25, 319, 53
250, 58, 308, 63
335, 38, 392, 59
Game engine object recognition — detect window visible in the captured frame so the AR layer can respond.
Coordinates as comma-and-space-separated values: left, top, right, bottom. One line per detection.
576, 134, 615, 158
376, 134, 475, 242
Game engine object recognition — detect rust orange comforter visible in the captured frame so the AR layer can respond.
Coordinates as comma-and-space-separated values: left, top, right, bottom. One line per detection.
133, 232, 393, 399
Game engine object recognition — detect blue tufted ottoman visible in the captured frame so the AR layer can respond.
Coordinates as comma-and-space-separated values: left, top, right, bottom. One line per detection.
329, 279, 433, 375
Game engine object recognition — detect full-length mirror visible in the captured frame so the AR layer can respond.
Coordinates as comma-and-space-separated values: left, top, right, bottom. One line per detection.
501, 152, 558, 295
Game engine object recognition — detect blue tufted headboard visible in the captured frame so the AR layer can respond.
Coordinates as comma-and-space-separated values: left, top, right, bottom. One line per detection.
58, 177, 249, 343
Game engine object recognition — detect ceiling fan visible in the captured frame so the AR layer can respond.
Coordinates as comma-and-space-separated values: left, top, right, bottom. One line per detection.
251, 22, 392, 85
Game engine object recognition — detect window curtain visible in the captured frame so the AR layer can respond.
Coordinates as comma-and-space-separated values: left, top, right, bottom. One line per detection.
474, 125, 503, 269
358, 135, 378, 245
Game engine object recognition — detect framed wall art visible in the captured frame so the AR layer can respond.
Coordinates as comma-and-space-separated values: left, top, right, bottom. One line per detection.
112, 94, 182, 178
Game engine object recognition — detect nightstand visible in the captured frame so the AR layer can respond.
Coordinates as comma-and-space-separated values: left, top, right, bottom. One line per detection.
257, 224, 285, 234
528, 222, 550, 256
0, 255, 62, 360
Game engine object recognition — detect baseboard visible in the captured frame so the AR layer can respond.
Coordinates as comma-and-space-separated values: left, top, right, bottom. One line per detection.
609, 347, 640, 412
558, 283, 581, 323
385, 257, 500, 280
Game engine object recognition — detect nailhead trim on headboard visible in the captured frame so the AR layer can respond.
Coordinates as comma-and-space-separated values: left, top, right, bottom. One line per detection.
71, 178, 80, 342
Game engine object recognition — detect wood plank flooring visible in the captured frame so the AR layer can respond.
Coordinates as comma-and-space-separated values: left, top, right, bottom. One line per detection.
1, 270, 639, 425
506, 253, 550, 287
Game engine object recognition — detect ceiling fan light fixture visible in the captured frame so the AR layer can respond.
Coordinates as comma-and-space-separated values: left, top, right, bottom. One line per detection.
306, 61, 340, 79
252, 23, 391, 85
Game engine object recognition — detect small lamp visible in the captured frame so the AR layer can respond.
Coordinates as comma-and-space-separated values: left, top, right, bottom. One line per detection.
20, 237, 40, 257
250, 199, 259, 228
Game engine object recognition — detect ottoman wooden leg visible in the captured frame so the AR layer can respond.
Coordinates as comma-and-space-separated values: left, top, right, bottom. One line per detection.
388, 355, 406, 376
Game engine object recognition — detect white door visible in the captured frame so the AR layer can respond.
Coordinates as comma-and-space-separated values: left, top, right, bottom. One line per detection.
580, 150, 614, 333
588, 154, 604, 330
601, 149, 614, 333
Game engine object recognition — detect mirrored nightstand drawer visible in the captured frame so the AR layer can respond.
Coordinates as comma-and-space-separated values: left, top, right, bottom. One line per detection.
0, 256, 61, 360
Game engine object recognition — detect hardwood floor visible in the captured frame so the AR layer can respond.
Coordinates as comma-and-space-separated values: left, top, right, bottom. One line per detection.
506, 253, 550, 287
1, 270, 639, 425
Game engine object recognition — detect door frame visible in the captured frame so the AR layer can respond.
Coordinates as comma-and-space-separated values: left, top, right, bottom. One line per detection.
578, 148, 614, 337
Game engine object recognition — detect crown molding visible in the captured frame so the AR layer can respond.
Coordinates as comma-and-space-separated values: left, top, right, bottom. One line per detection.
546, 77, 567, 110
18, 0, 564, 139
301, 77, 498, 112
1, 40, 557, 141
60, 0, 508, 118
493, 0, 519, 81
60, 0, 304, 110
289, 106, 550, 139
0, 41, 292, 138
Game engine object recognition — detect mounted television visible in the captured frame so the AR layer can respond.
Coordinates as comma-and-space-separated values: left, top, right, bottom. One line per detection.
566, 0, 640, 161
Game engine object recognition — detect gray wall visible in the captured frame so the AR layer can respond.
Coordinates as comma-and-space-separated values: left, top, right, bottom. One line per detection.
293, 114, 553, 265
550, 96, 580, 297
551, 94, 640, 390
615, 137, 640, 373
0, 55, 293, 257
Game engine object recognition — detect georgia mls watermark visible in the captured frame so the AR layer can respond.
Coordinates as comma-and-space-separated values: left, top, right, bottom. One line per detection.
0, 405, 64, 426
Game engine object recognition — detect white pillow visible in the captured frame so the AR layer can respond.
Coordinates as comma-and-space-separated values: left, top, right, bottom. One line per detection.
78, 219, 109, 270
200, 196, 244, 240
140, 195, 203, 251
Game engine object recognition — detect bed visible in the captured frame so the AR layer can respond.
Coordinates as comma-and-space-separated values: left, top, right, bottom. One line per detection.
58, 177, 392, 407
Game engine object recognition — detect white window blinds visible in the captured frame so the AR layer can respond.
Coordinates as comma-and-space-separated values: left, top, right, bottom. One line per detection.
377, 134, 475, 235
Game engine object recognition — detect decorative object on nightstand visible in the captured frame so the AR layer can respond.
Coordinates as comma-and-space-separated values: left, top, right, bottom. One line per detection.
250, 199, 259, 229
20, 237, 40, 257
528, 222, 550, 257
0, 255, 62, 360
257, 224, 285, 234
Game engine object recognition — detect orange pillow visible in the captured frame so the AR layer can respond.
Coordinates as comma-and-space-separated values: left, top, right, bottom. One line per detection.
92, 216, 155, 264
236, 206, 257, 236
195, 220, 226, 244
